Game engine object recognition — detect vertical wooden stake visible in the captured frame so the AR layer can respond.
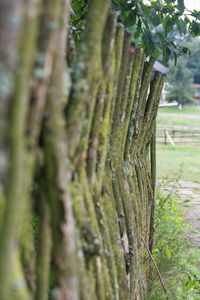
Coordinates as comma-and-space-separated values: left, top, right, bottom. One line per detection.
149, 120, 156, 253
164, 129, 167, 145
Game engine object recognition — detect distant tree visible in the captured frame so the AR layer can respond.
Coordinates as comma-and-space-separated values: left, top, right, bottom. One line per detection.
187, 38, 200, 83
165, 57, 195, 107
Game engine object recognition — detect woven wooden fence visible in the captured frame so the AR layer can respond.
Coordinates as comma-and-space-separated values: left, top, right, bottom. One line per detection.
0, 1, 164, 299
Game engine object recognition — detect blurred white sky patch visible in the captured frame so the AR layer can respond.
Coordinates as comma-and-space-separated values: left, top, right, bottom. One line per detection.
185, 0, 200, 11
142, 0, 200, 11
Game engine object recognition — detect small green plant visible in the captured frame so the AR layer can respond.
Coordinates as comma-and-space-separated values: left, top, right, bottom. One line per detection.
148, 182, 200, 300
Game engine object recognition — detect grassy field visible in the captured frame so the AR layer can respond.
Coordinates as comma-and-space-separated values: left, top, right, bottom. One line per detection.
157, 144, 200, 182
158, 106, 200, 115
157, 114, 200, 128
157, 106, 200, 182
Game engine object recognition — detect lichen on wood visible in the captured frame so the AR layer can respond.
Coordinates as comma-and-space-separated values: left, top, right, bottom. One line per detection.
0, 0, 165, 299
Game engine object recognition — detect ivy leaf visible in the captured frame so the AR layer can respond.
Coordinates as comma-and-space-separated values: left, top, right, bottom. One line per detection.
156, 32, 164, 41
164, 17, 174, 34
117, 2, 127, 13
191, 21, 200, 35
152, 48, 159, 59
163, 46, 171, 65
180, 19, 186, 34
150, 8, 161, 26
178, 0, 185, 14
134, 31, 140, 40
141, 3, 150, 17
138, 2, 148, 20
122, 11, 136, 27
176, 19, 186, 34
143, 29, 155, 53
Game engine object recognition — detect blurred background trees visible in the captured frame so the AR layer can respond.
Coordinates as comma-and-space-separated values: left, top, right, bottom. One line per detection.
165, 57, 195, 107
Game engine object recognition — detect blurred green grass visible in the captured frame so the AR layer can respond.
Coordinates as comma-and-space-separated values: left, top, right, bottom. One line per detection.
157, 144, 200, 182
157, 106, 200, 182
157, 114, 200, 128
158, 106, 200, 115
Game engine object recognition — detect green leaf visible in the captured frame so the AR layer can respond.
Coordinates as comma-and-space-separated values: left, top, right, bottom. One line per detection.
174, 51, 177, 66
152, 48, 159, 59
117, 2, 127, 13
163, 46, 171, 65
180, 19, 186, 34
137, 2, 146, 18
156, 32, 164, 41
122, 11, 136, 27
163, 17, 174, 34
165, 248, 171, 259
176, 19, 186, 34
152, 248, 159, 254
141, 3, 150, 17
134, 31, 140, 40
150, 8, 161, 26
143, 29, 155, 53
178, 0, 185, 14
184, 16, 190, 24
191, 21, 200, 35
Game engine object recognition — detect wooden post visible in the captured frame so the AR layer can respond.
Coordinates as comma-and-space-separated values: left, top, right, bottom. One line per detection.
149, 120, 156, 253
172, 129, 175, 141
166, 130, 175, 146
164, 129, 167, 145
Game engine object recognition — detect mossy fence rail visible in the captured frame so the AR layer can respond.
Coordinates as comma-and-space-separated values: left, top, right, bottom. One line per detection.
0, 0, 164, 299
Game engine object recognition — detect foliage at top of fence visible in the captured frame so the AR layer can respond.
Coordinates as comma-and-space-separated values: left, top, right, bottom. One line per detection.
71, 0, 200, 64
